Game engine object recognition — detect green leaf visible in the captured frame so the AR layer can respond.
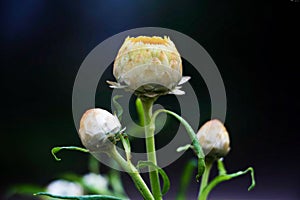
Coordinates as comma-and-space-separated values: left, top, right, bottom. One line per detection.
34, 192, 126, 200
112, 95, 123, 121
151, 109, 205, 180
51, 146, 89, 161
176, 144, 192, 152
119, 133, 131, 162
176, 159, 197, 200
137, 161, 170, 195
201, 160, 256, 199
6, 184, 45, 197
205, 167, 255, 191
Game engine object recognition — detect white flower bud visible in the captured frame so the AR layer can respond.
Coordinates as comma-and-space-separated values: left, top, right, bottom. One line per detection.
197, 119, 230, 159
78, 108, 121, 152
113, 36, 183, 97
82, 173, 108, 193
46, 180, 83, 196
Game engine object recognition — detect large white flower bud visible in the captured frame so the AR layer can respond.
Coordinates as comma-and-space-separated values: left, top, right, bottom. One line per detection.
112, 36, 183, 97
197, 119, 230, 160
78, 108, 121, 152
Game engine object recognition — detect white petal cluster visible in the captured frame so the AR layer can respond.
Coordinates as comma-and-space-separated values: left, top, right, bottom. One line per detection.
113, 36, 183, 97
82, 173, 108, 193
79, 108, 121, 152
197, 119, 230, 159
46, 180, 83, 196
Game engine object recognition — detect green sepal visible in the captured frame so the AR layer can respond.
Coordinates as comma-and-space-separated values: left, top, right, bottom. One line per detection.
51, 146, 89, 161
137, 161, 170, 195
119, 133, 131, 162
34, 192, 126, 200
112, 95, 123, 121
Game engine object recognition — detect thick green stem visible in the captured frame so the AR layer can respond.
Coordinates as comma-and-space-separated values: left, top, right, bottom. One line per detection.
198, 161, 213, 200
141, 98, 162, 200
110, 147, 154, 200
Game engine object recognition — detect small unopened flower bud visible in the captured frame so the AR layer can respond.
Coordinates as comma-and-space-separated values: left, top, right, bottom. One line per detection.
197, 119, 230, 160
78, 108, 121, 152
46, 180, 83, 196
113, 36, 183, 97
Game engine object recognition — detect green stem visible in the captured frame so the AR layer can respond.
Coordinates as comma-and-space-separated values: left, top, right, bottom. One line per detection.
198, 161, 213, 200
151, 109, 206, 179
136, 98, 145, 126
201, 163, 256, 199
110, 147, 154, 200
141, 98, 162, 200
176, 159, 197, 200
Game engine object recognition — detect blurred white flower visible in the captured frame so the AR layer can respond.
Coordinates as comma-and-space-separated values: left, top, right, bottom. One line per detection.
78, 108, 121, 152
46, 180, 83, 196
197, 119, 230, 160
82, 173, 108, 193
108, 36, 190, 97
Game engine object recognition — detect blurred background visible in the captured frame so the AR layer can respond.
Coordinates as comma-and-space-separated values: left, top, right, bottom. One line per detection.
1, 0, 299, 199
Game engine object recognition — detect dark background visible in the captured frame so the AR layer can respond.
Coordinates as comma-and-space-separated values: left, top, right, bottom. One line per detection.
1, 0, 299, 199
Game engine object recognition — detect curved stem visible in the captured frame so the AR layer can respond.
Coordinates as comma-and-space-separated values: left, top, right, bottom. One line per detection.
141, 98, 162, 200
151, 109, 206, 178
201, 162, 256, 199
198, 161, 212, 200
110, 147, 154, 200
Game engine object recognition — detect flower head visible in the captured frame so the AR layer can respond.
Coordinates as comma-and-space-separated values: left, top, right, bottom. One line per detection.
78, 108, 121, 152
197, 119, 230, 160
108, 36, 190, 97
46, 180, 83, 196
